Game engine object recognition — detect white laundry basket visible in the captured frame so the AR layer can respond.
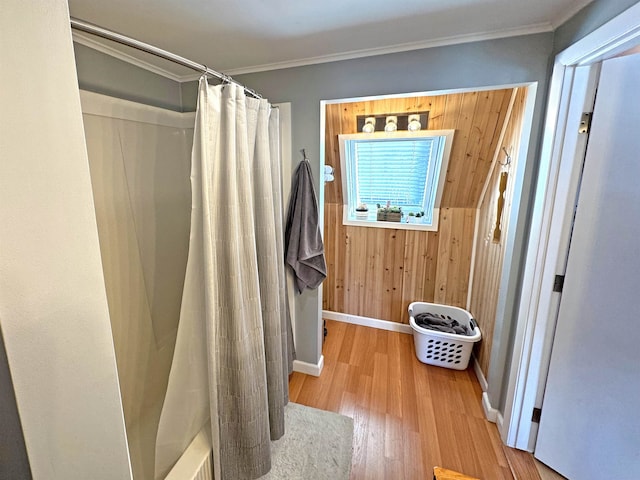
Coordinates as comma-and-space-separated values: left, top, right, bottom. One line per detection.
408, 302, 481, 370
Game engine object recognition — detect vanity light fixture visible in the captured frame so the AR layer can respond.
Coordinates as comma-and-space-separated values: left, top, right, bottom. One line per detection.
362, 117, 376, 133
407, 114, 422, 131
384, 116, 398, 132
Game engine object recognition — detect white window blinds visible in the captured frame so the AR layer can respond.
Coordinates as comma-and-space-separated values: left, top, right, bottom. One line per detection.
354, 139, 434, 207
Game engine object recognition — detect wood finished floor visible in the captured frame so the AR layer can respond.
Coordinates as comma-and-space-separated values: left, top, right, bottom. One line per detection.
289, 320, 537, 480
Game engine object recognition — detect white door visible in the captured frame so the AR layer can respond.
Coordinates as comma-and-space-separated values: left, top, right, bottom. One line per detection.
535, 53, 640, 479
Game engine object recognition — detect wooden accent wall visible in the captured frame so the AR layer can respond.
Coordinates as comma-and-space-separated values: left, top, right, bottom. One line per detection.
323, 89, 514, 324
469, 88, 527, 376
324, 204, 476, 323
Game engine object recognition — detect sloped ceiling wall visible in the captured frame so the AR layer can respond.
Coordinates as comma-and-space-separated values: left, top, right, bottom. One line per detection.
325, 88, 513, 209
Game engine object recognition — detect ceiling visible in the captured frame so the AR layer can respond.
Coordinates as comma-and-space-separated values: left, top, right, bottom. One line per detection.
68, 0, 592, 80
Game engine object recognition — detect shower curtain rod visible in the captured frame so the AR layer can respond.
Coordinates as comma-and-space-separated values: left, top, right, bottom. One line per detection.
70, 17, 262, 99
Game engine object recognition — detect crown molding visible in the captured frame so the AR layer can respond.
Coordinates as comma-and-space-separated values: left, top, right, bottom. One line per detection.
72, 31, 187, 82
223, 22, 553, 76
549, 0, 594, 30
74, 22, 553, 82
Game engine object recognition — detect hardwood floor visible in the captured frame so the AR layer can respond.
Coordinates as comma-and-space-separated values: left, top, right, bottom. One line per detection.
289, 320, 537, 479
534, 460, 567, 480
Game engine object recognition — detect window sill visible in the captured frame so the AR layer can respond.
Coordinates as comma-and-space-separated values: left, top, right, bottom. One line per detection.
342, 209, 439, 232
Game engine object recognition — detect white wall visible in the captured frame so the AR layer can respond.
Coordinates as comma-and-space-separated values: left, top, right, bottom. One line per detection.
0, 1, 132, 478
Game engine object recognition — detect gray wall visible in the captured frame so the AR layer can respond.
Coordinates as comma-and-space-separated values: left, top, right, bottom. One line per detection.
227, 33, 556, 368
0, 327, 32, 480
553, 0, 639, 54
74, 43, 183, 112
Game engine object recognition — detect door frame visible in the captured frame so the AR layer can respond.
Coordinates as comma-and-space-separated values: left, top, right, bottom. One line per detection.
502, 2, 640, 450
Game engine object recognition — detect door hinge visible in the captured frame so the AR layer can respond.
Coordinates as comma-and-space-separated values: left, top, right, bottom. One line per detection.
579, 112, 592, 134
553, 275, 565, 293
532, 407, 542, 423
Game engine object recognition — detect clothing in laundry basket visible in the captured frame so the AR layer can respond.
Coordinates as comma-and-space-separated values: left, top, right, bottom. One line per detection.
414, 312, 470, 335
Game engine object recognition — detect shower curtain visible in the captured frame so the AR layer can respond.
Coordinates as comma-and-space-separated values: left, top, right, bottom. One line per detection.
155, 77, 293, 480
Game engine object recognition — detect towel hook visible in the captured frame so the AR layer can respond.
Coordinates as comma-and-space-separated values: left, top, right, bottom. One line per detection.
301, 148, 308, 161
500, 146, 512, 166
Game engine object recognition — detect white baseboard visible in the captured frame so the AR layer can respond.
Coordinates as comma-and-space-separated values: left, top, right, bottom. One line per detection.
472, 355, 489, 392
293, 355, 324, 377
482, 392, 499, 423
474, 355, 499, 423
322, 310, 412, 335
497, 412, 505, 437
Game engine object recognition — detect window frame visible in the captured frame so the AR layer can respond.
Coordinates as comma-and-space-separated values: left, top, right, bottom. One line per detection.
338, 129, 455, 231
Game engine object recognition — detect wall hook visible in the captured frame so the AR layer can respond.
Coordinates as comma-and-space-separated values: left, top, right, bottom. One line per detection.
301, 148, 308, 161
500, 146, 512, 166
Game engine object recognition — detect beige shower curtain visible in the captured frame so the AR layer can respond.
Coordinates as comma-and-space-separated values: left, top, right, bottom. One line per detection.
155, 77, 292, 479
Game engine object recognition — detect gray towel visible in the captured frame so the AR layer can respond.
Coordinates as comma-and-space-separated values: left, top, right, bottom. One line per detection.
285, 159, 327, 293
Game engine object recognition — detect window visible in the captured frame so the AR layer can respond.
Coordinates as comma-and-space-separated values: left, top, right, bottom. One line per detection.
339, 130, 454, 230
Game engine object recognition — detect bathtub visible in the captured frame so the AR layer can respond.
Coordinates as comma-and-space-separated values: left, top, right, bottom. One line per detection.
164, 426, 213, 480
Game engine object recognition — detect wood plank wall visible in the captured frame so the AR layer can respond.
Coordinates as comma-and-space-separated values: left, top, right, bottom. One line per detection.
469, 88, 527, 376
323, 89, 514, 324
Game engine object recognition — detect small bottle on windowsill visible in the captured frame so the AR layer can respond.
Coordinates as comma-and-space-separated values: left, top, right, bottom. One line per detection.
355, 203, 369, 219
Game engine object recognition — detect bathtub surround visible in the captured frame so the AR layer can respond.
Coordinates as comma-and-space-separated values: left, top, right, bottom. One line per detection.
81, 89, 193, 479
156, 79, 293, 479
